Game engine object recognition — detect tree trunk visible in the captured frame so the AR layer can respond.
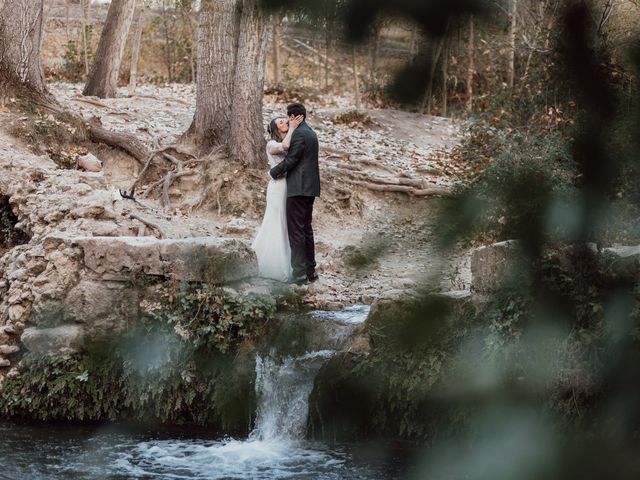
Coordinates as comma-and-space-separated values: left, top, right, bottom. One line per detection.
0, 0, 49, 101
192, 0, 241, 149
467, 15, 474, 113
508, 0, 517, 89
421, 38, 444, 115
65, 0, 70, 42
409, 24, 418, 57
324, 16, 331, 89
191, 0, 267, 166
272, 12, 281, 86
442, 38, 449, 116
161, 0, 173, 83
352, 46, 360, 109
368, 25, 379, 87
81, 0, 90, 76
229, 0, 268, 167
179, 4, 197, 84
128, 12, 144, 95
83, 0, 136, 98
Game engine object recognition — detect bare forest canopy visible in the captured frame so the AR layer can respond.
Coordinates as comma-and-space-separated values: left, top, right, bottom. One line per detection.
39, 0, 640, 115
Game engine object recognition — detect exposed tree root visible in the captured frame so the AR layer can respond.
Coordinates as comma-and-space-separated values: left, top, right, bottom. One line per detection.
130, 212, 166, 238
350, 179, 450, 196
87, 117, 149, 164
85, 117, 201, 211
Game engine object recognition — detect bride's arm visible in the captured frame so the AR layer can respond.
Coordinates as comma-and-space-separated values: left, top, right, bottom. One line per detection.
281, 115, 303, 150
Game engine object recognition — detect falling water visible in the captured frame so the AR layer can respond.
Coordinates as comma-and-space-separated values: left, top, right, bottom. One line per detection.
251, 350, 335, 441
0, 305, 402, 479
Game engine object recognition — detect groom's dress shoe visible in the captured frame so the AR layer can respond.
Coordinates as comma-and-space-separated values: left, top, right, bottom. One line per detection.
290, 274, 308, 285
307, 272, 319, 283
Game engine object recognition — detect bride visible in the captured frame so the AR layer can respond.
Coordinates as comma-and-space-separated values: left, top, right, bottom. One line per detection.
251, 114, 303, 281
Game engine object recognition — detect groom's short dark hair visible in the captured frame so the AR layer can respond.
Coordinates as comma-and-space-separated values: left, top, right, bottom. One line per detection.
287, 103, 306, 120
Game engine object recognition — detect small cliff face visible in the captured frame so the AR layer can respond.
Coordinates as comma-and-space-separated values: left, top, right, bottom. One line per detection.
0, 125, 260, 380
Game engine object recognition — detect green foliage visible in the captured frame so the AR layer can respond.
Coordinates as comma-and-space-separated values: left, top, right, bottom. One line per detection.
318, 294, 478, 440
0, 285, 276, 431
443, 122, 578, 246
60, 41, 86, 83
146, 283, 276, 353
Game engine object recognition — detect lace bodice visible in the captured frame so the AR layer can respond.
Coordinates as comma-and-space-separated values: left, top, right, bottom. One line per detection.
266, 140, 285, 168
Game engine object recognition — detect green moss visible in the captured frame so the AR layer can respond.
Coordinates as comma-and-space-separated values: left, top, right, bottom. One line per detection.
0, 284, 276, 432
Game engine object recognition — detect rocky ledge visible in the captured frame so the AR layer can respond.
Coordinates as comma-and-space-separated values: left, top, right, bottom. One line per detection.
0, 233, 257, 373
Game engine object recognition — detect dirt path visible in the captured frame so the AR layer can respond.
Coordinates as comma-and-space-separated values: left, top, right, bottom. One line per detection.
2, 83, 466, 309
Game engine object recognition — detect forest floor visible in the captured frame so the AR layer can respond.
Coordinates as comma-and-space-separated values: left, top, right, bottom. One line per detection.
1, 83, 470, 309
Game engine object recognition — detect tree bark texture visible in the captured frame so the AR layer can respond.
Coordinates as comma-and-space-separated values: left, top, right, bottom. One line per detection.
508, 0, 517, 89
352, 46, 360, 109
0, 0, 47, 98
193, 0, 241, 149
128, 13, 144, 95
80, 0, 89, 76
229, 0, 268, 166
192, 0, 268, 167
467, 15, 474, 112
272, 12, 281, 86
83, 0, 136, 98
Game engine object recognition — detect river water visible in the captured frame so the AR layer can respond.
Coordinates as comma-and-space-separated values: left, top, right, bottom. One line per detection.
0, 305, 406, 479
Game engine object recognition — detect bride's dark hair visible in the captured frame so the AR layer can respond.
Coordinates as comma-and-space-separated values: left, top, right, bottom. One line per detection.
267, 117, 284, 142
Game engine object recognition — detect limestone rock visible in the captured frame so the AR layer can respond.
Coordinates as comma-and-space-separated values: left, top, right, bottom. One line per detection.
0, 325, 16, 342
7, 304, 26, 321
601, 245, 640, 282
0, 358, 9, 368
0, 345, 19, 355
222, 218, 252, 236
54, 235, 258, 283
64, 280, 139, 338
21, 325, 84, 355
77, 153, 103, 172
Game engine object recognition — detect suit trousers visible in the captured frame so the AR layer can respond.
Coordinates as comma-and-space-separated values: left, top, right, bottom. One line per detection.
286, 196, 316, 278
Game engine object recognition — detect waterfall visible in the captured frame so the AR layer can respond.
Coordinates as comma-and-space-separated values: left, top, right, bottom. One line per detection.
251, 350, 334, 442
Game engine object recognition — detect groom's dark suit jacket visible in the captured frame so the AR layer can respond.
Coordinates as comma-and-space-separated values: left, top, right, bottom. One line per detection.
269, 121, 320, 197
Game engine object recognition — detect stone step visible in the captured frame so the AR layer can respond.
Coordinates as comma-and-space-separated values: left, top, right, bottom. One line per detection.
44, 234, 257, 283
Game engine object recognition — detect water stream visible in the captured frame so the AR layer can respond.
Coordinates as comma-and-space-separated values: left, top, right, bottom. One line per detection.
0, 305, 404, 479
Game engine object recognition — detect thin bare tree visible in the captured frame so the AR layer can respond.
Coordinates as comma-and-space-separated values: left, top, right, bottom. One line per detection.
352, 46, 360, 108
467, 15, 475, 112
272, 12, 281, 86
81, 0, 90, 76
128, 10, 145, 95
83, 0, 137, 98
508, 0, 518, 88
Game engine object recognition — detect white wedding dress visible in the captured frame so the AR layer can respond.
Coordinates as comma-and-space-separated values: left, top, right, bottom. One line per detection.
251, 140, 291, 282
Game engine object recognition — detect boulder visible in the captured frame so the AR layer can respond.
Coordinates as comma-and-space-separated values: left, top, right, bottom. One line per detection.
21, 325, 84, 355
63, 280, 139, 338
601, 245, 640, 282
77, 153, 103, 172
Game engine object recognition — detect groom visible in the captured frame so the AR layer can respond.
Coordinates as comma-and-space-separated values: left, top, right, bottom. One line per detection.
269, 103, 320, 284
